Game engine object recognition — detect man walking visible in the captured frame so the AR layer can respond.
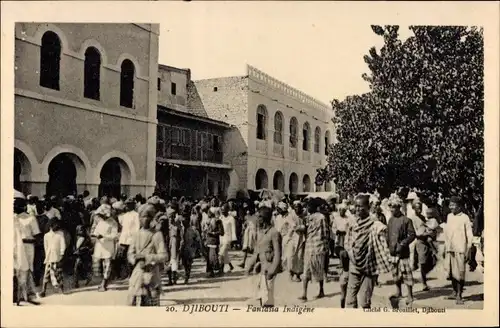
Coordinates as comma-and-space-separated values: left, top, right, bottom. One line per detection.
344, 194, 392, 308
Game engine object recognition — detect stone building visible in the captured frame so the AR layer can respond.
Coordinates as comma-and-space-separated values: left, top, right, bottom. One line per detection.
14, 23, 159, 198
155, 64, 233, 199
188, 65, 336, 197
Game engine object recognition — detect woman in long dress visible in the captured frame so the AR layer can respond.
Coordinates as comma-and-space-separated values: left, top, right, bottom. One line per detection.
127, 204, 167, 306
280, 203, 303, 282
291, 202, 306, 281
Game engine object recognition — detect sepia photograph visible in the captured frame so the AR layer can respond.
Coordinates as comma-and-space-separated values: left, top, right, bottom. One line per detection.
1, 1, 499, 327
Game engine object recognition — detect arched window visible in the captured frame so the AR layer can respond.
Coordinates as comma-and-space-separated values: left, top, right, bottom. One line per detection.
255, 168, 268, 189
314, 126, 321, 153
325, 130, 331, 155
273, 111, 283, 145
303, 174, 311, 192
256, 105, 267, 140
40, 31, 61, 90
289, 172, 298, 193
302, 122, 310, 151
84, 47, 101, 100
120, 59, 135, 108
289, 117, 298, 148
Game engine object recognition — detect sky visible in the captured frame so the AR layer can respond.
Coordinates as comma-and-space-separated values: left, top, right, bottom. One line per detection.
157, 3, 413, 104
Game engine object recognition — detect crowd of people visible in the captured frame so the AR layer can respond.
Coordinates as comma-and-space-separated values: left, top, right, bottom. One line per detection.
13, 187, 484, 308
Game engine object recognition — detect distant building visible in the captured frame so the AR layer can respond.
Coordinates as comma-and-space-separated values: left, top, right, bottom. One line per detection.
14, 23, 159, 198
188, 65, 336, 197
156, 64, 232, 199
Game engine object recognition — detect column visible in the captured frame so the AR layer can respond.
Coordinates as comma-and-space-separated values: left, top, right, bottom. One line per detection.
145, 27, 160, 197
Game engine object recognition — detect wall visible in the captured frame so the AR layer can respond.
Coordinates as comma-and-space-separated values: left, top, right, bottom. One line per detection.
14, 23, 159, 197
188, 76, 250, 194
15, 23, 152, 117
157, 65, 190, 110
246, 65, 336, 193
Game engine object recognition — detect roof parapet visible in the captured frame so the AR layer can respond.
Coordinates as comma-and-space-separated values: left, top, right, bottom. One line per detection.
247, 64, 331, 113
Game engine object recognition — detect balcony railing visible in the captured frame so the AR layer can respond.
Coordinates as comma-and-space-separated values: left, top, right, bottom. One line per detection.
256, 139, 268, 154
289, 148, 298, 161
159, 144, 223, 164
273, 143, 284, 158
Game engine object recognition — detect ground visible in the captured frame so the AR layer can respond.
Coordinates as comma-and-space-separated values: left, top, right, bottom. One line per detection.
35, 251, 484, 309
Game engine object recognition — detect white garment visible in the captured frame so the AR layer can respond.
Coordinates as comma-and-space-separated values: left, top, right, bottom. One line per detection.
93, 218, 119, 259
201, 212, 210, 230
16, 213, 40, 271
26, 204, 38, 217
331, 213, 349, 234
444, 212, 473, 253
44, 230, 66, 263
16, 213, 41, 240
45, 207, 61, 220
274, 214, 286, 233
255, 273, 275, 306
84, 196, 93, 208
14, 216, 29, 272
118, 210, 140, 245
220, 215, 236, 245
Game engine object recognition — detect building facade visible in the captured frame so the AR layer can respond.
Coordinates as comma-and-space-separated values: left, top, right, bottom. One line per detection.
14, 23, 159, 198
156, 64, 233, 200
188, 65, 336, 197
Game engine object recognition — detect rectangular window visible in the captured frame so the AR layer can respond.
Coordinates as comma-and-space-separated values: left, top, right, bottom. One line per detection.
156, 125, 164, 158
172, 127, 180, 145
164, 125, 171, 157
171, 82, 177, 95
157, 78, 161, 91
213, 135, 221, 152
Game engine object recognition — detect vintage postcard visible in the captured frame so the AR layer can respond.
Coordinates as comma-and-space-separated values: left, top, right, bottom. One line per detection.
1, 1, 499, 327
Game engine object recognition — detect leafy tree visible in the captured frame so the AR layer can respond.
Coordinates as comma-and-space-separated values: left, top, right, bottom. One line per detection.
325, 25, 484, 206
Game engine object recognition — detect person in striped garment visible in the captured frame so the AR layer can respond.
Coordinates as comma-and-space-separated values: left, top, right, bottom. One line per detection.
299, 198, 330, 301
344, 194, 392, 309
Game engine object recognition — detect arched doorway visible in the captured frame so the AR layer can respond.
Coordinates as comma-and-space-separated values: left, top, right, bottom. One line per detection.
14, 148, 32, 193
273, 170, 285, 191
99, 157, 131, 198
255, 169, 268, 189
303, 174, 311, 192
289, 173, 298, 194
46, 153, 80, 197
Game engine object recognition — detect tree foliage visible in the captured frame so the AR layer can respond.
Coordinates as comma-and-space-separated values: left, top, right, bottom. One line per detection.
325, 25, 484, 201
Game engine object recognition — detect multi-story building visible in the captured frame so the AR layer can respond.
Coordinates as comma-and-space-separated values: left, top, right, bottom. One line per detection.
188, 65, 336, 197
155, 64, 233, 199
14, 23, 159, 198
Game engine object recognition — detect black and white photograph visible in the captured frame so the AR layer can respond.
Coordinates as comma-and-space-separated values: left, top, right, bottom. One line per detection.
1, 1, 498, 327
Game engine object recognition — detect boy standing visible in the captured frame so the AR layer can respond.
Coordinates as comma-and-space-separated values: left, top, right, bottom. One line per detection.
444, 196, 473, 304
386, 195, 416, 305
39, 219, 66, 297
